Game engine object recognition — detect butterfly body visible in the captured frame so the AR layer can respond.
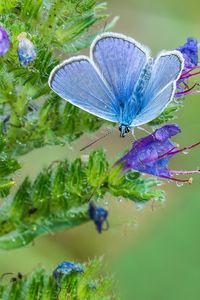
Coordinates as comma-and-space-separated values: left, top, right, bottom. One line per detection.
49, 32, 184, 137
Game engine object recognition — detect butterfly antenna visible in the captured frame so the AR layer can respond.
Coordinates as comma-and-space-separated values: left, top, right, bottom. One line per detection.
80, 128, 114, 151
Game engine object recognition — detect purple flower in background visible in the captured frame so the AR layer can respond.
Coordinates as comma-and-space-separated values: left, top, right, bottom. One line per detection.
115, 124, 200, 184
177, 37, 198, 70
88, 202, 109, 233
0, 26, 10, 56
17, 32, 37, 67
176, 37, 200, 97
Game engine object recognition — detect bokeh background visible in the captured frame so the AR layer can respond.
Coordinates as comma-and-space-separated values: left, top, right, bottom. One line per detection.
1, 0, 200, 299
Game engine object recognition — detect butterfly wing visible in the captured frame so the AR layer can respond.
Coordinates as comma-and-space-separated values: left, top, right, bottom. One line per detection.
132, 51, 184, 126
91, 32, 150, 104
48, 56, 118, 122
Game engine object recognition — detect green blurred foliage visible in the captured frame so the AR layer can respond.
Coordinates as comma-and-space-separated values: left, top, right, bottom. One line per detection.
0, 258, 118, 299
0, 132, 20, 197
0, 150, 163, 250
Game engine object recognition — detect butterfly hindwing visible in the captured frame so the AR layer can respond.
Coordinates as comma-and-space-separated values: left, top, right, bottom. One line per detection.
132, 51, 184, 126
49, 56, 118, 122
133, 82, 175, 126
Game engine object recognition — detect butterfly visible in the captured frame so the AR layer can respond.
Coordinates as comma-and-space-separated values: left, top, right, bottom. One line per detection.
48, 32, 184, 137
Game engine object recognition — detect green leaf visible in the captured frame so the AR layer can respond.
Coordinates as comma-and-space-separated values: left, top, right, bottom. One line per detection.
0, 132, 21, 198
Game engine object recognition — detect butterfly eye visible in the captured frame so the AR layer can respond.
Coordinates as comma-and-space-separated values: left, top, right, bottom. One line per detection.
125, 127, 130, 134
119, 125, 129, 137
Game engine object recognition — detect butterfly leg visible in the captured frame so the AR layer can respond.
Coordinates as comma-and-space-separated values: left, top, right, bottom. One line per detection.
137, 126, 151, 135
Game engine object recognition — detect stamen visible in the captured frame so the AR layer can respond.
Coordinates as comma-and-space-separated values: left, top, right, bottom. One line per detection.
160, 175, 192, 183
175, 83, 200, 97
181, 70, 200, 80
183, 82, 190, 89
157, 140, 200, 160
169, 140, 200, 155
170, 169, 200, 175
180, 67, 198, 78
157, 147, 176, 160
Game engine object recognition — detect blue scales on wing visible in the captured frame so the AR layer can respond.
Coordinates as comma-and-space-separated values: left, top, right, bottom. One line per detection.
92, 33, 150, 125
49, 57, 118, 122
49, 33, 150, 125
132, 51, 184, 126
49, 32, 184, 131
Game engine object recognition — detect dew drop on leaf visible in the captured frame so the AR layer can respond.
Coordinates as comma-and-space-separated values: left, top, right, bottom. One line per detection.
176, 182, 184, 187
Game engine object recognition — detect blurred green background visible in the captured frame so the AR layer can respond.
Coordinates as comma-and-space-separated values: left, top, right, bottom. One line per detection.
1, 0, 200, 299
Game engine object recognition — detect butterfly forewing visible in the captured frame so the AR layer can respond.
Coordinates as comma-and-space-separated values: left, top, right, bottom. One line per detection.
49, 56, 118, 122
92, 33, 150, 103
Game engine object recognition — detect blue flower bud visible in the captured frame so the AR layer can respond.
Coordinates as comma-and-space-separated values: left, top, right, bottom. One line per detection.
88, 201, 109, 233
17, 32, 37, 67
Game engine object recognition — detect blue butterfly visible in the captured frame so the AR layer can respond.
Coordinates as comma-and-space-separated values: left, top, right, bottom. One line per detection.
48, 32, 184, 137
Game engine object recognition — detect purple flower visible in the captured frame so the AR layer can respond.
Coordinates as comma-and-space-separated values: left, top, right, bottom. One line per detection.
114, 124, 200, 183
0, 26, 10, 56
176, 38, 200, 98
177, 37, 198, 70
88, 202, 109, 233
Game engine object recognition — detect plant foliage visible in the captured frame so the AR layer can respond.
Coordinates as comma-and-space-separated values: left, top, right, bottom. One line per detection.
0, 0, 118, 155
0, 150, 164, 250
0, 132, 20, 197
0, 258, 119, 300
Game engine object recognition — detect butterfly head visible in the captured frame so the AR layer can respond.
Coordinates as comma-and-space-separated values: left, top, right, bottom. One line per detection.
119, 124, 130, 137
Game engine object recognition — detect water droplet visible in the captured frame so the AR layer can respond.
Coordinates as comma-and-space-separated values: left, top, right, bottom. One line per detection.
174, 99, 183, 105
176, 181, 184, 187
134, 201, 145, 210
183, 150, 189, 155
156, 181, 164, 187
103, 199, 108, 206
118, 197, 123, 203
32, 225, 37, 231
81, 154, 89, 163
